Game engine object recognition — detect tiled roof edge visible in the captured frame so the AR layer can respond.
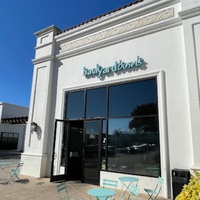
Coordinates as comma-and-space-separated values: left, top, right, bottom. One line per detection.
1, 116, 28, 124
56, 0, 143, 36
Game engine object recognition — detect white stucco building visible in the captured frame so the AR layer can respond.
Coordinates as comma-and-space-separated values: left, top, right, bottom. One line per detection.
0, 102, 28, 151
21, 0, 200, 198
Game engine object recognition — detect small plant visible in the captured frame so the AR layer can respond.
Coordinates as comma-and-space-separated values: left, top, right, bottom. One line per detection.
175, 170, 200, 200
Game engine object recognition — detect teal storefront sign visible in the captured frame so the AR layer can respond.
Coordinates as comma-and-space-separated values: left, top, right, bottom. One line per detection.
83, 56, 144, 79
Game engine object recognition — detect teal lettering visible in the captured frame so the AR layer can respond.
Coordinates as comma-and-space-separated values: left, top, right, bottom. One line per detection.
83, 67, 88, 76
88, 69, 92, 75
122, 62, 128, 69
136, 56, 143, 67
127, 62, 133, 68
92, 68, 97, 75
96, 64, 103, 78
117, 60, 123, 71
103, 67, 109, 74
83, 56, 144, 78
112, 64, 117, 72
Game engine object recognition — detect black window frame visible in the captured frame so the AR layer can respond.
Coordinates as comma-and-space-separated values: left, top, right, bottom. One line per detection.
64, 77, 160, 177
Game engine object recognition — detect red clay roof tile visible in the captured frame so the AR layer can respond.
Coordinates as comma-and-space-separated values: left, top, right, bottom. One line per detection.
56, 0, 143, 36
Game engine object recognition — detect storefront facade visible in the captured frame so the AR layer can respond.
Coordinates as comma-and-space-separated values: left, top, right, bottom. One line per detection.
0, 102, 28, 151
21, 0, 200, 198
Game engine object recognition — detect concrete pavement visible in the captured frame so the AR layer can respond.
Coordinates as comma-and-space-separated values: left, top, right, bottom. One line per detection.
0, 174, 172, 200
0, 151, 172, 200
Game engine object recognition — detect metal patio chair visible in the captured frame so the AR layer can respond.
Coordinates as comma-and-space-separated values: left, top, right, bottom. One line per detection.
128, 185, 139, 200
144, 176, 164, 200
9, 160, 24, 182
57, 182, 71, 200
102, 179, 118, 189
101, 179, 118, 200
57, 182, 81, 200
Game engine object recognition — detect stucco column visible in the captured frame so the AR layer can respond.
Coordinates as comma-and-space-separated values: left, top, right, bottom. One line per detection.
21, 25, 61, 177
180, 0, 200, 170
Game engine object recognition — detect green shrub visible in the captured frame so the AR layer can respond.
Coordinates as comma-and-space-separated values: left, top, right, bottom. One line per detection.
175, 170, 200, 200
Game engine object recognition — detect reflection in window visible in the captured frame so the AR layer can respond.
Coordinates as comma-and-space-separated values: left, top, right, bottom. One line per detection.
107, 117, 160, 176
101, 120, 107, 170
0, 132, 19, 150
66, 91, 84, 119
86, 87, 106, 118
109, 79, 157, 117
64, 78, 160, 177
85, 121, 100, 159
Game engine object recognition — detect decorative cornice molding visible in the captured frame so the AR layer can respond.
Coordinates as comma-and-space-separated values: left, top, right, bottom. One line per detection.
32, 55, 54, 65
34, 25, 60, 37
57, 18, 181, 61
35, 41, 56, 50
60, 7, 174, 53
179, 6, 200, 20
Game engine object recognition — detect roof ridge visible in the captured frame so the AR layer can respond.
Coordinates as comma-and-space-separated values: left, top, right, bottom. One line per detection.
56, 0, 143, 35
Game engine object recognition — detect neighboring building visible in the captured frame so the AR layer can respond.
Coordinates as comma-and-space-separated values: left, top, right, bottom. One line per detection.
0, 102, 28, 151
21, 0, 200, 198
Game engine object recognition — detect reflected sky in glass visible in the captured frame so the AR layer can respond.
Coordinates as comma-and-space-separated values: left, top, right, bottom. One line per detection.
109, 79, 157, 117
66, 91, 84, 119
108, 118, 134, 135
86, 87, 106, 118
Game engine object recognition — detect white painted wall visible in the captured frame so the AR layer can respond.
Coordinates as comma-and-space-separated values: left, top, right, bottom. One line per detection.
0, 102, 28, 151
21, 0, 200, 198
0, 102, 28, 118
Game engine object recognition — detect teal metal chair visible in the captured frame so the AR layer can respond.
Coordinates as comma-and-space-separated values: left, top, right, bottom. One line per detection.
57, 182, 71, 200
101, 179, 118, 200
144, 177, 163, 200
57, 182, 82, 200
102, 179, 118, 188
128, 185, 139, 200
9, 160, 24, 182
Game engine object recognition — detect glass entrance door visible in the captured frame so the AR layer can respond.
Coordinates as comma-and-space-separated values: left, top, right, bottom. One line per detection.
83, 120, 101, 185
50, 120, 83, 182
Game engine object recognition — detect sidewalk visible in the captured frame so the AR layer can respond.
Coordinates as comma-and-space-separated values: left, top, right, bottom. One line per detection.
0, 174, 172, 200
0, 151, 172, 200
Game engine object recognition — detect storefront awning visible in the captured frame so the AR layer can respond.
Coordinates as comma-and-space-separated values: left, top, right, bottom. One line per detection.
1, 116, 28, 124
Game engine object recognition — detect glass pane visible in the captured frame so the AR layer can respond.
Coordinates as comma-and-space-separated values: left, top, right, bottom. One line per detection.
107, 117, 160, 176
86, 87, 106, 118
2, 132, 8, 137
53, 121, 66, 176
66, 91, 84, 119
101, 120, 106, 170
84, 121, 100, 184
14, 133, 19, 138
9, 133, 14, 138
109, 79, 157, 117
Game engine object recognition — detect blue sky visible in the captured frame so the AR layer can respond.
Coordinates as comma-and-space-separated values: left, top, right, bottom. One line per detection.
0, 0, 136, 107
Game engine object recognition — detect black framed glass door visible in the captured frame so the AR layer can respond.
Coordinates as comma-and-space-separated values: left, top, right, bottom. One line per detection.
50, 119, 83, 182
83, 120, 101, 185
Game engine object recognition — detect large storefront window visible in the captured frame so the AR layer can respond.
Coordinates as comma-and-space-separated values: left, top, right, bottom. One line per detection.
107, 117, 159, 176
108, 79, 157, 117
65, 78, 160, 177
107, 79, 159, 176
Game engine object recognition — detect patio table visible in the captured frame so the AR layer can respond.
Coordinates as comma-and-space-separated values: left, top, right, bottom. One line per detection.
119, 176, 139, 196
0, 162, 12, 183
87, 187, 116, 200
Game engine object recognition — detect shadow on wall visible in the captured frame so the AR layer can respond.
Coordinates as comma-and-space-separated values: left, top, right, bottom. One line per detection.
30, 122, 42, 140
36, 126, 42, 140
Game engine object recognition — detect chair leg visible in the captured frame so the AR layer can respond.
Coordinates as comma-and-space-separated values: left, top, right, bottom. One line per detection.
15, 174, 19, 180
147, 193, 154, 200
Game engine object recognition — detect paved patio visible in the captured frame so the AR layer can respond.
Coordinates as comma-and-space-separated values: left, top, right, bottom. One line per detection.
0, 150, 173, 200
0, 174, 172, 200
